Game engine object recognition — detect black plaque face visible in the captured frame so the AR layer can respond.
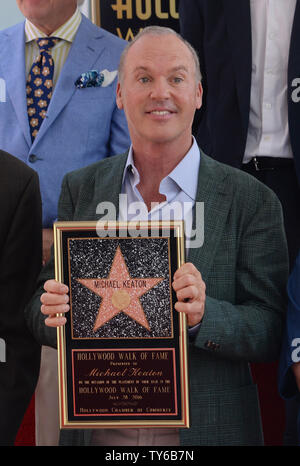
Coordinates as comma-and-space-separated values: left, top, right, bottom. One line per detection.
55, 221, 189, 428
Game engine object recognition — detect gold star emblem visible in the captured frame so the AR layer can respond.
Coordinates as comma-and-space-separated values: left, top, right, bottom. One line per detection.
39, 39, 49, 47
34, 89, 44, 98
38, 99, 47, 108
30, 118, 39, 127
42, 67, 50, 76
34, 77, 42, 87
77, 246, 163, 332
28, 107, 36, 116
44, 79, 53, 89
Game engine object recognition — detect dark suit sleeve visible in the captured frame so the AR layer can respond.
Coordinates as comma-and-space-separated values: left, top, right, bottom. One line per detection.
25, 174, 74, 349
279, 252, 300, 400
0, 169, 42, 445
179, 0, 206, 134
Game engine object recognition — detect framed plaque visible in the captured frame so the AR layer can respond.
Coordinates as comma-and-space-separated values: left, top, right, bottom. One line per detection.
54, 221, 189, 429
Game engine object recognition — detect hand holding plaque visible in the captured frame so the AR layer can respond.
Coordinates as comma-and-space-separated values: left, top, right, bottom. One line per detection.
41, 280, 70, 328
44, 221, 190, 429
42, 259, 205, 329
172, 262, 206, 327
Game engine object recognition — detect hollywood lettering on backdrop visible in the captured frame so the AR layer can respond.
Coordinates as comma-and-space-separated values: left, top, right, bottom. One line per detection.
91, 0, 180, 41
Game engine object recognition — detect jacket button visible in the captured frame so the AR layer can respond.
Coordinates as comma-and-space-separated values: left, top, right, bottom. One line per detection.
29, 154, 37, 163
205, 340, 220, 350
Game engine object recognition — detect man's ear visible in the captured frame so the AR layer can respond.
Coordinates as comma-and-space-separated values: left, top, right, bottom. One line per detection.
196, 82, 203, 110
116, 82, 123, 110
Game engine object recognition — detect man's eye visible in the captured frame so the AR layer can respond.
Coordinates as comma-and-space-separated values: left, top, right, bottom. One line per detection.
173, 77, 183, 83
139, 77, 150, 83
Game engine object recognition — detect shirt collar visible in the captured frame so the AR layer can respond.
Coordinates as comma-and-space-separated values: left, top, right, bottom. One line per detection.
122, 137, 201, 201
25, 7, 81, 43
167, 137, 200, 200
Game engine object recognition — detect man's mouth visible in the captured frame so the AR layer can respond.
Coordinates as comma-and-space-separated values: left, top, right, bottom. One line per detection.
146, 109, 175, 116
150, 110, 171, 115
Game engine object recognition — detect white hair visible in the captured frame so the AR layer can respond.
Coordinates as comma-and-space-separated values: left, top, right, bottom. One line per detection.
118, 26, 202, 84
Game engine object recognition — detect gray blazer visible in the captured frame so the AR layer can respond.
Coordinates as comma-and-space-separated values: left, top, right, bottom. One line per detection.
26, 151, 289, 445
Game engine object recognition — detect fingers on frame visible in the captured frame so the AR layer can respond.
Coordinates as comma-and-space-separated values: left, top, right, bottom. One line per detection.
41, 303, 69, 316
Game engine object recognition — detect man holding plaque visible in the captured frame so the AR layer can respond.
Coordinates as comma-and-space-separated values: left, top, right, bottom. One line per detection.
26, 26, 289, 446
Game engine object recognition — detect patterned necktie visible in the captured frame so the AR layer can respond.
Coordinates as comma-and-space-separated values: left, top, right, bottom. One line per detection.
26, 37, 59, 142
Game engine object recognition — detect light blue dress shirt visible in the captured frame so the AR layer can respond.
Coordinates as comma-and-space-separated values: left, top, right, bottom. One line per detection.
119, 137, 201, 337
119, 137, 200, 250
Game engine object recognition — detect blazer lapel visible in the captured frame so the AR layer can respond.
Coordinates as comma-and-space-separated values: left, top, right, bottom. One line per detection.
0, 23, 32, 148
222, 0, 252, 138
76, 153, 127, 221
94, 156, 127, 220
188, 153, 232, 282
32, 16, 107, 148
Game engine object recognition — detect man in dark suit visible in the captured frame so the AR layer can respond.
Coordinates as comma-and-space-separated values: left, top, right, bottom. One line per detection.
0, 150, 42, 446
279, 250, 300, 445
179, 0, 300, 444
25, 26, 289, 446
179, 0, 300, 266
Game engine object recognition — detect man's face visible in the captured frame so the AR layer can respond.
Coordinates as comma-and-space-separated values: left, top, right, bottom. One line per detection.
16, 0, 76, 29
116, 34, 202, 149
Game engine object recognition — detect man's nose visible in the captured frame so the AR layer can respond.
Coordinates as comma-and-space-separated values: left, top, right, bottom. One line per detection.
149, 78, 170, 99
